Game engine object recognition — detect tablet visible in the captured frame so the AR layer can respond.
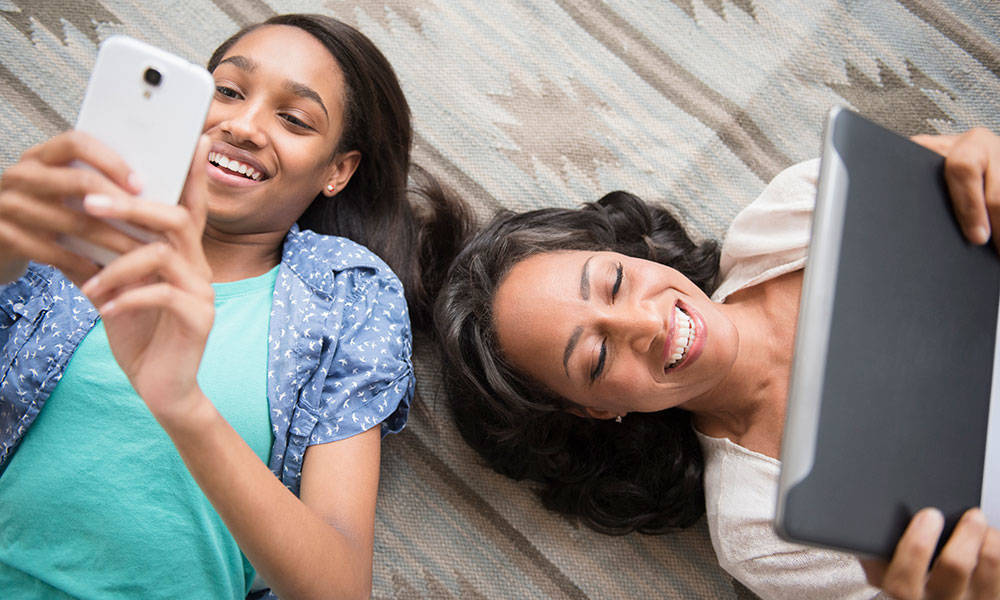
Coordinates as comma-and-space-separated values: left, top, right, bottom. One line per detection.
775, 106, 1000, 558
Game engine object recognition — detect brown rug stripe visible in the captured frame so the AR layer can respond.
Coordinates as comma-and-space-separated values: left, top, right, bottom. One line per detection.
412, 132, 502, 218
556, 0, 792, 182
209, 0, 276, 28
897, 0, 1000, 80
396, 430, 589, 600
0, 62, 69, 136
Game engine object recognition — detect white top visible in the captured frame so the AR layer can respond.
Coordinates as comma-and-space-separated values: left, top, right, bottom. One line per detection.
698, 160, 885, 600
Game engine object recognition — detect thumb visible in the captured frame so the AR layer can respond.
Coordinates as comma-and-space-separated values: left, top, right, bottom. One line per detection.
179, 135, 211, 228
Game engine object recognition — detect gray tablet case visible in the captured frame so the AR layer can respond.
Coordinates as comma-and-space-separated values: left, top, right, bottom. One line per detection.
775, 107, 1000, 558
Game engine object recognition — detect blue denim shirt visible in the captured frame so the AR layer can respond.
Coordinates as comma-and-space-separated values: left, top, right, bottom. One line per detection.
0, 225, 413, 496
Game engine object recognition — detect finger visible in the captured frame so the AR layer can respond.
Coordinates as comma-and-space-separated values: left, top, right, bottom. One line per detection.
178, 135, 211, 230
912, 133, 958, 156
99, 282, 213, 333
984, 137, 1000, 254
0, 190, 144, 257
860, 558, 889, 588
926, 508, 988, 599
82, 193, 204, 254
880, 508, 945, 600
21, 130, 142, 194
0, 219, 100, 286
943, 139, 992, 245
81, 241, 212, 308
1, 160, 130, 202
970, 527, 1000, 600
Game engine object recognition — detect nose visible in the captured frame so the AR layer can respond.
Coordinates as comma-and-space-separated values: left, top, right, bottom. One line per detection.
218, 102, 268, 148
600, 299, 661, 355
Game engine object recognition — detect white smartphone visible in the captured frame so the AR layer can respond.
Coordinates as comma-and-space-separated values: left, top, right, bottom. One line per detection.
63, 35, 214, 264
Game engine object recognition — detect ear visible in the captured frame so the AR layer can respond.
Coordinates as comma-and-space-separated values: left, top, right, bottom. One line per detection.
321, 150, 362, 197
567, 406, 620, 420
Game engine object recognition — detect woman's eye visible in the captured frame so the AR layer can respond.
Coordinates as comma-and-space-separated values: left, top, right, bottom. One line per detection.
591, 340, 608, 381
215, 85, 240, 99
611, 262, 623, 301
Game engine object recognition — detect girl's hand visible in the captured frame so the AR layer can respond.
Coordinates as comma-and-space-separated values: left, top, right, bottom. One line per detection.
0, 131, 146, 285
861, 508, 1000, 600
80, 136, 214, 426
913, 128, 1000, 251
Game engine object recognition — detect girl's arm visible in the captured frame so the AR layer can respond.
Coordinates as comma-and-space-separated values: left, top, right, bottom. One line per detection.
78, 136, 386, 599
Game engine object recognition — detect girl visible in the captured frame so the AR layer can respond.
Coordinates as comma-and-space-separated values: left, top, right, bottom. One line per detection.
0, 14, 463, 600
435, 128, 1000, 600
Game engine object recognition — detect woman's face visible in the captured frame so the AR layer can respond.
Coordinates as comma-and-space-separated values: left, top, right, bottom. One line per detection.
201, 25, 357, 235
492, 250, 739, 418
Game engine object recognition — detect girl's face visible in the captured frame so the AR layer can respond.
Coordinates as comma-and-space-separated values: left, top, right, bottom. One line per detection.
201, 25, 358, 236
492, 250, 740, 418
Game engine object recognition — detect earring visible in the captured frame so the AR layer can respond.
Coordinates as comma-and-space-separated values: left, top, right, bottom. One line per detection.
326, 184, 335, 193
615, 415, 623, 424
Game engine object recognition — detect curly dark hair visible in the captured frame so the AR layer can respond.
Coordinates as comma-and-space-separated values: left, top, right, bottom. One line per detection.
435, 191, 721, 534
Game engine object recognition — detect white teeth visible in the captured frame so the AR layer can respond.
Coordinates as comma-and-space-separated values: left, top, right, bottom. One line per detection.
667, 306, 696, 370
208, 152, 264, 181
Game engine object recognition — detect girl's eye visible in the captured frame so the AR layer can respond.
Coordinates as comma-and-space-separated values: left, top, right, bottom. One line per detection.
591, 340, 607, 382
611, 262, 623, 301
215, 85, 240, 99
281, 114, 314, 131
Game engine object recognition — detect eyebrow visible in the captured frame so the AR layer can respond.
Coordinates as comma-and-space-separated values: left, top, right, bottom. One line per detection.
217, 55, 329, 120
563, 256, 594, 377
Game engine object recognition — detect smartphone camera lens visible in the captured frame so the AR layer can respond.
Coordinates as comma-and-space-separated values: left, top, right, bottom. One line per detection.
143, 67, 162, 86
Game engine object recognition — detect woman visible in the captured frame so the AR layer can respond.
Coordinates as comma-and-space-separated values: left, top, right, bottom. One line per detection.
435, 128, 1000, 600
0, 14, 464, 599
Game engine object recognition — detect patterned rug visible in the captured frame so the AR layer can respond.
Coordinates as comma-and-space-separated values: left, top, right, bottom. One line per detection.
2, 1, 998, 598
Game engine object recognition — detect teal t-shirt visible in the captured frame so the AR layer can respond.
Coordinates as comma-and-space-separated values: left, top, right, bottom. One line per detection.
0, 266, 278, 599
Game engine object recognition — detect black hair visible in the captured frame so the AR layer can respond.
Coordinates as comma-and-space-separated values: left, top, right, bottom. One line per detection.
435, 191, 720, 534
208, 14, 471, 332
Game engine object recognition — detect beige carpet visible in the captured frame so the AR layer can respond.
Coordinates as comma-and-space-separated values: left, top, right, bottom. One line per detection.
2, 1, 998, 597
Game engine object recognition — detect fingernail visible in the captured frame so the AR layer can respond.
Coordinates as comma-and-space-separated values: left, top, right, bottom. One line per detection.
919, 507, 945, 530
83, 194, 113, 211
80, 275, 99, 295
127, 172, 143, 193
967, 507, 987, 525
973, 226, 991, 245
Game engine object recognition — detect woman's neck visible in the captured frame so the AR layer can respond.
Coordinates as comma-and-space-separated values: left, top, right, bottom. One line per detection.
201, 226, 285, 283
687, 271, 802, 457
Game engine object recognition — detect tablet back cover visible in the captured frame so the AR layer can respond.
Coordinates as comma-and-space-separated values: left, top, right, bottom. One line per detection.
776, 108, 1000, 558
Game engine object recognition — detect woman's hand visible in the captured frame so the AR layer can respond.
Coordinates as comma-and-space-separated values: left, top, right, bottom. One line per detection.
861, 508, 1000, 599
79, 135, 214, 426
0, 131, 146, 285
913, 128, 1000, 251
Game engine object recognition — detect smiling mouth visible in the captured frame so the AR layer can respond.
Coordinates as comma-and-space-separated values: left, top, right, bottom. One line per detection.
208, 151, 266, 181
666, 305, 696, 371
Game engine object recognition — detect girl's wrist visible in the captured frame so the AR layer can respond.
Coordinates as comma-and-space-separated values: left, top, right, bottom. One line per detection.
151, 386, 217, 436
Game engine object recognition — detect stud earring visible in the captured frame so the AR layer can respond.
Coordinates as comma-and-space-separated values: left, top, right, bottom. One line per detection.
615, 415, 623, 424
326, 184, 335, 193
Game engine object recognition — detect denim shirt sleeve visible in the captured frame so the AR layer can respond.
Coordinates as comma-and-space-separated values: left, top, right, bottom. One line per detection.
265, 228, 414, 496
310, 265, 413, 445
